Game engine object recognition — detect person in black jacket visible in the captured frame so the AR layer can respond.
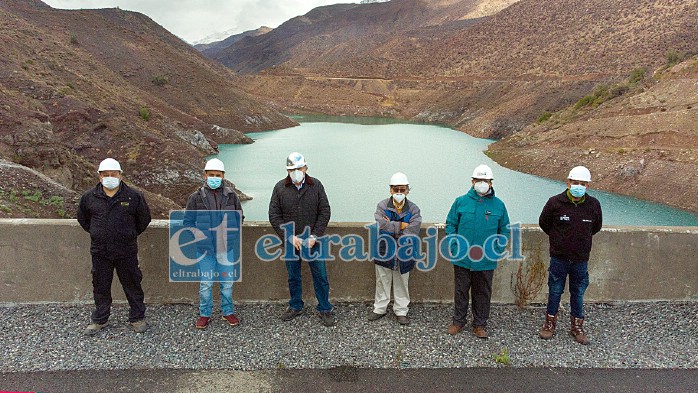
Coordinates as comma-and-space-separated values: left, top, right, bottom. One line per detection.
185, 158, 244, 330
268, 152, 333, 326
77, 158, 151, 335
538, 166, 602, 345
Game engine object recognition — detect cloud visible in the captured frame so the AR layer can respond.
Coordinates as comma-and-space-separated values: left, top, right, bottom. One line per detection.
42, 0, 346, 43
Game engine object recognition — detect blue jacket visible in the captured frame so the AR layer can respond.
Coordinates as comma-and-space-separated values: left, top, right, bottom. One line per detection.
184, 184, 244, 254
445, 187, 510, 271
373, 197, 422, 274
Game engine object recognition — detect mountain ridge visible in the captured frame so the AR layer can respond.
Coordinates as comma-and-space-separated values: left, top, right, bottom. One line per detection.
0, 0, 295, 217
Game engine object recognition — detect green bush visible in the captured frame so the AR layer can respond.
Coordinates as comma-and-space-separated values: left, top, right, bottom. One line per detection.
139, 107, 150, 121
628, 67, 647, 84
152, 75, 169, 86
664, 50, 695, 67
22, 190, 42, 203
70, 33, 79, 45
574, 94, 596, 109
537, 111, 552, 123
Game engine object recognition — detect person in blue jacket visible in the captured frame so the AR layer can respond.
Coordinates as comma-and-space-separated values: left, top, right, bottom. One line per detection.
185, 158, 244, 330
368, 172, 422, 325
445, 164, 510, 339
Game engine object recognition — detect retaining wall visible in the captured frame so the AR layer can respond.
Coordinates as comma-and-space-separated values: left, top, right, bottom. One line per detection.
0, 219, 696, 304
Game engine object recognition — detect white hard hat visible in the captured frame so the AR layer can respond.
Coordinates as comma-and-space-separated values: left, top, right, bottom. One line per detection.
97, 158, 121, 173
389, 172, 409, 186
568, 166, 591, 182
204, 158, 225, 172
472, 164, 494, 180
286, 152, 307, 170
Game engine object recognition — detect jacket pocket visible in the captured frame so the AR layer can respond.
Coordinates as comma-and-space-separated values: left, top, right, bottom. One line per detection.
457, 207, 476, 224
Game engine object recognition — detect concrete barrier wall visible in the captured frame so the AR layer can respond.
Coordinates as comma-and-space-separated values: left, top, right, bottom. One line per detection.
0, 219, 696, 304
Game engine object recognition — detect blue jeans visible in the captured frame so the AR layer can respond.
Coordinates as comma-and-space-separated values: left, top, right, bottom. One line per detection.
546, 257, 589, 318
285, 252, 332, 313
198, 255, 234, 317
199, 281, 234, 317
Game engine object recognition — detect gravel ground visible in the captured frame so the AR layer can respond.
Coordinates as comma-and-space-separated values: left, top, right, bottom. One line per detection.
0, 302, 696, 371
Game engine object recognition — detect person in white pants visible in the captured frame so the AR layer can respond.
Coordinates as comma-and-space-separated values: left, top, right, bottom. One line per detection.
368, 172, 422, 325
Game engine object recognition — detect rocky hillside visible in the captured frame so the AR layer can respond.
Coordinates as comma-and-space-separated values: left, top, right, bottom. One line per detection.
225, 0, 697, 139
488, 55, 698, 213
194, 26, 272, 57
0, 0, 296, 218
211, 0, 520, 74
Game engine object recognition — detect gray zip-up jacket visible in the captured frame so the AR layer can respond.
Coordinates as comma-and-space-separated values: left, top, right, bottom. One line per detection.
374, 197, 422, 273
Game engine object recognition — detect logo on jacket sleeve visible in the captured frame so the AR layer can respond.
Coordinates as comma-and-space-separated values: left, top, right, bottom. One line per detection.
559, 215, 570, 221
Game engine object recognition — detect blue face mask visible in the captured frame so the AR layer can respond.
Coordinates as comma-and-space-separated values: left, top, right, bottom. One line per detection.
569, 184, 586, 198
207, 177, 222, 189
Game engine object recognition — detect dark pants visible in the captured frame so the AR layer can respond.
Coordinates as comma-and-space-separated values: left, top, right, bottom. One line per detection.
453, 265, 494, 328
91, 254, 146, 324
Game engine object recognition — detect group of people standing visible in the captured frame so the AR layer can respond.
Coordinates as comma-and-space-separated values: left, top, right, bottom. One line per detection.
77, 153, 602, 345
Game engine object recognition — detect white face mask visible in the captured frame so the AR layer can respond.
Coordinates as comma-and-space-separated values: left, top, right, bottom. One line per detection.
290, 169, 305, 184
101, 176, 120, 190
474, 181, 490, 195
392, 193, 406, 204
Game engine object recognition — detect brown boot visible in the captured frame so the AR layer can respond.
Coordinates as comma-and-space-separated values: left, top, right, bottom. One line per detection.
570, 316, 589, 345
539, 313, 557, 339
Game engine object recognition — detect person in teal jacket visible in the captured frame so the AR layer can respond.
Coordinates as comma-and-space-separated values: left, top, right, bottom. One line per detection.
445, 164, 510, 339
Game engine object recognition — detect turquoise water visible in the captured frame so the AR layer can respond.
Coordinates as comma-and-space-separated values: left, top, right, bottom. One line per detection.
216, 117, 698, 226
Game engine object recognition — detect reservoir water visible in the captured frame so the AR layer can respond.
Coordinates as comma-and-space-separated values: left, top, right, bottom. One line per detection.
216, 116, 698, 226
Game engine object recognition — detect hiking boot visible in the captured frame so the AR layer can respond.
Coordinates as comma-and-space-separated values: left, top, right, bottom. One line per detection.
396, 315, 410, 325
83, 321, 108, 336
539, 313, 557, 340
368, 312, 386, 321
222, 314, 240, 326
130, 319, 149, 333
473, 326, 488, 339
281, 307, 304, 322
319, 312, 335, 327
447, 323, 465, 335
195, 316, 211, 329
570, 316, 589, 345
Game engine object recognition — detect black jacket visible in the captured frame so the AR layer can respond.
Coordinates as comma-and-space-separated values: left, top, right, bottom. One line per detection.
77, 182, 151, 257
268, 175, 331, 241
539, 191, 603, 262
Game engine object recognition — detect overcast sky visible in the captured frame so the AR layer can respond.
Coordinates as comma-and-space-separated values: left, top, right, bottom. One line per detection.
42, 0, 348, 44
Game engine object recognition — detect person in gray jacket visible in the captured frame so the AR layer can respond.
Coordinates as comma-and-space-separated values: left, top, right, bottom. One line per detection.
269, 152, 333, 327
368, 172, 422, 325
185, 158, 244, 330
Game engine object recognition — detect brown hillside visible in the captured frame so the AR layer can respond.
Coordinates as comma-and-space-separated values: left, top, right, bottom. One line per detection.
0, 0, 295, 217
488, 56, 698, 213
212, 0, 520, 74
227, 0, 697, 140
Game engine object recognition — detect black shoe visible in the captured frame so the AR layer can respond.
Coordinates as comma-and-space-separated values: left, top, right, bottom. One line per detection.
368, 312, 386, 321
396, 315, 410, 325
281, 307, 304, 322
319, 312, 335, 327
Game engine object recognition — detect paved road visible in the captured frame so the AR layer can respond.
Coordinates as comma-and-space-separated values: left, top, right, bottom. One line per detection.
2, 367, 696, 392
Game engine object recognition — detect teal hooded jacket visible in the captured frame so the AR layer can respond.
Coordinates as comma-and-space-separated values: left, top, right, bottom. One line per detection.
445, 187, 511, 271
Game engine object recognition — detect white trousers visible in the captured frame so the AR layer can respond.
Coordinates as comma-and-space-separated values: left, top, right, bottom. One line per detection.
373, 265, 410, 316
